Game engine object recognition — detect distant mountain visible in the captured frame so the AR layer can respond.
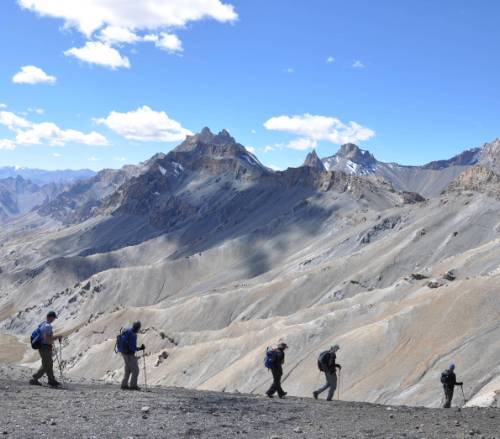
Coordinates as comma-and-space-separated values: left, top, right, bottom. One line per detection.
322, 142, 485, 197
37, 164, 145, 224
0, 166, 96, 185
0, 176, 63, 221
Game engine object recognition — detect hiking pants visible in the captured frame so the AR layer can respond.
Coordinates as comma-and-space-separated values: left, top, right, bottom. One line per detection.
33, 345, 56, 383
121, 354, 139, 387
267, 368, 286, 397
443, 386, 454, 408
316, 371, 338, 400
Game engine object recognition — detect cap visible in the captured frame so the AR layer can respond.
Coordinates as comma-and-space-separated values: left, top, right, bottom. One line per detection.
132, 321, 142, 331
449, 364, 455, 370
277, 342, 288, 349
47, 311, 57, 319
331, 345, 340, 352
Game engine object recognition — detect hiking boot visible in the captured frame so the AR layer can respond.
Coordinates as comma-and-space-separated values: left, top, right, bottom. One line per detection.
266, 392, 274, 399
29, 379, 42, 386
279, 392, 287, 399
48, 380, 61, 388
313, 391, 319, 400
120, 385, 130, 390
129, 386, 141, 391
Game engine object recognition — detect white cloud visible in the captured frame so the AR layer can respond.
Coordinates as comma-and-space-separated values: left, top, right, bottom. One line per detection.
0, 139, 16, 150
326, 56, 335, 64
283, 67, 295, 74
114, 156, 127, 162
65, 42, 130, 69
251, 129, 256, 134
246, 146, 256, 154
0, 110, 108, 147
352, 60, 365, 69
263, 145, 275, 153
0, 103, 7, 109
19, 0, 237, 36
267, 164, 281, 171
52, 152, 62, 157
96, 105, 191, 142
264, 113, 375, 149
0, 111, 31, 131
28, 107, 45, 115
12, 65, 56, 84
150, 33, 183, 53
99, 26, 139, 44
19, 0, 237, 65
88, 156, 100, 161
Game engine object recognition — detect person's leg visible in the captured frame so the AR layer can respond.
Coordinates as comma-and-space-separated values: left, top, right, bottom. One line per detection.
267, 371, 278, 396
121, 354, 131, 388
130, 356, 140, 388
274, 370, 285, 397
326, 372, 338, 401
443, 387, 453, 408
32, 348, 46, 381
315, 373, 331, 395
43, 347, 57, 384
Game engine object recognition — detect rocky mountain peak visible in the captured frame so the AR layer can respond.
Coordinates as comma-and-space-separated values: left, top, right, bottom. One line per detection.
337, 143, 377, 165
479, 138, 500, 173
303, 150, 326, 171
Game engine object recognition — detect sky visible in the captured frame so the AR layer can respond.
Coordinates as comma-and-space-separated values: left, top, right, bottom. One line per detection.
0, 0, 499, 171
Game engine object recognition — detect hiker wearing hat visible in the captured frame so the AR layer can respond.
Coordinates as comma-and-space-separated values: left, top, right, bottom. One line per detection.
440, 364, 463, 408
265, 342, 288, 398
29, 311, 62, 387
313, 345, 342, 401
116, 321, 145, 390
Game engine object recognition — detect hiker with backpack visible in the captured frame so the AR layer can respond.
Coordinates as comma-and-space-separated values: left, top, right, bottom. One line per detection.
265, 342, 288, 399
29, 311, 62, 387
313, 345, 342, 401
116, 321, 145, 390
441, 364, 463, 408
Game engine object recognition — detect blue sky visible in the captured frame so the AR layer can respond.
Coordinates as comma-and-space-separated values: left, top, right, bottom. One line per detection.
0, 0, 499, 171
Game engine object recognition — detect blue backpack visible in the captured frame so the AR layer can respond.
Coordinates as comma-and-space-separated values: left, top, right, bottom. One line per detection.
115, 328, 132, 354
264, 347, 277, 369
30, 323, 43, 350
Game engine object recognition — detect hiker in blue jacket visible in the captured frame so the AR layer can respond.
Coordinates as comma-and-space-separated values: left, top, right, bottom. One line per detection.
29, 311, 62, 387
117, 321, 145, 390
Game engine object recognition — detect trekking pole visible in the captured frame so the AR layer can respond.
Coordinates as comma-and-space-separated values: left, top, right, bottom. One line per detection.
56, 339, 65, 387
143, 350, 148, 392
337, 369, 341, 401
460, 385, 467, 405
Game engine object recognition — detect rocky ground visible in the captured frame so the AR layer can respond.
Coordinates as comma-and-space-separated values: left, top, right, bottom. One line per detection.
1, 366, 499, 439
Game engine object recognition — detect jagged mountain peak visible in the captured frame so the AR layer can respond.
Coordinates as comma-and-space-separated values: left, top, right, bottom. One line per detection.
336, 143, 377, 165
177, 127, 238, 152
303, 150, 326, 171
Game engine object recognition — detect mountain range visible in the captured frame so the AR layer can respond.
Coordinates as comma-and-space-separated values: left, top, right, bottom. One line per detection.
0, 128, 499, 408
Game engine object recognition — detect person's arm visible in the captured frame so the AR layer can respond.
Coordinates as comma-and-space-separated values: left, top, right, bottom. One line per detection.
42, 325, 60, 345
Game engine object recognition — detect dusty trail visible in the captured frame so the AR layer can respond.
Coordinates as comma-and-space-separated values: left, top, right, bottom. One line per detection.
0, 366, 499, 439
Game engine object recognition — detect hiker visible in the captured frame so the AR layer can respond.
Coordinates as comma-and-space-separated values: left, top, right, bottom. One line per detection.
29, 311, 62, 387
441, 364, 463, 408
265, 342, 288, 399
313, 345, 342, 401
117, 321, 145, 390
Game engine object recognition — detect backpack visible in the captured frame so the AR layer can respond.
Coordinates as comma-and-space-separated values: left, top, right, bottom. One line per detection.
30, 323, 43, 350
440, 370, 452, 385
318, 351, 330, 372
264, 347, 277, 369
115, 327, 130, 354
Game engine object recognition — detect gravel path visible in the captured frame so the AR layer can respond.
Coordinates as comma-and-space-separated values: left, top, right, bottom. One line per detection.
0, 367, 499, 439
